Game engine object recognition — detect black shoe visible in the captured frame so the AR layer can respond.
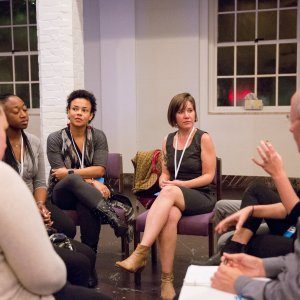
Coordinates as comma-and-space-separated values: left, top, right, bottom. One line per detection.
192, 252, 221, 266
94, 200, 128, 238
222, 240, 247, 255
87, 269, 98, 288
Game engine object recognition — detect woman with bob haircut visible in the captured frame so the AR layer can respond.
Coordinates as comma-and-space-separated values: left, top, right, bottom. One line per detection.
116, 92, 216, 299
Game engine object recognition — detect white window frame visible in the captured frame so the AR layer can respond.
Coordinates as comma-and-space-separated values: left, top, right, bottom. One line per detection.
0, 0, 39, 113
208, 0, 300, 114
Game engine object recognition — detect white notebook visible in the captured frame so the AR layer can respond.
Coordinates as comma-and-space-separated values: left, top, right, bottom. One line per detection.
183, 265, 218, 286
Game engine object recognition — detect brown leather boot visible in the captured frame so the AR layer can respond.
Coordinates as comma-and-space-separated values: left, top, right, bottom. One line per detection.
115, 243, 150, 273
161, 272, 176, 299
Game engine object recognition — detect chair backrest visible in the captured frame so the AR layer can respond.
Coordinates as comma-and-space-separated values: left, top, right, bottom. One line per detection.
212, 157, 222, 201
106, 153, 124, 193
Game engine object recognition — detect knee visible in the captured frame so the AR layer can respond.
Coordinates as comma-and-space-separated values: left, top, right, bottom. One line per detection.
159, 185, 181, 200
215, 200, 229, 212
246, 182, 266, 195
61, 174, 84, 188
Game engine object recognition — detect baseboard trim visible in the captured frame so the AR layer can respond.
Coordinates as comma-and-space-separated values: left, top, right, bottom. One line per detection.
123, 173, 300, 190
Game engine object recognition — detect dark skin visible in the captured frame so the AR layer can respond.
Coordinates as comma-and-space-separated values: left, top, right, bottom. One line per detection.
51, 98, 110, 199
3, 96, 52, 226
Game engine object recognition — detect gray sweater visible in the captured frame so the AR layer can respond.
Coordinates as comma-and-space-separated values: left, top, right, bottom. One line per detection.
0, 161, 66, 299
235, 219, 300, 300
22, 132, 47, 193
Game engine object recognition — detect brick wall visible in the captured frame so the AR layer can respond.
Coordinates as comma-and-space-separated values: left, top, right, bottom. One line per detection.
36, 0, 84, 174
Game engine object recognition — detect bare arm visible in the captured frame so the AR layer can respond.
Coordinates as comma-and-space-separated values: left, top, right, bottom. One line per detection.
216, 202, 287, 234
253, 141, 299, 214
183, 133, 216, 188
159, 137, 171, 188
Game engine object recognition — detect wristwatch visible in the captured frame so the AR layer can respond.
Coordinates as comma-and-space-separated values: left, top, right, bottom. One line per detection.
68, 169, 74, 175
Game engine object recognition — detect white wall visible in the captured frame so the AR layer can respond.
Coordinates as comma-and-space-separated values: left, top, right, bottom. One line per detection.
32, 0, 299, 177
83, 0, 299, 176
84, 0, 137, 172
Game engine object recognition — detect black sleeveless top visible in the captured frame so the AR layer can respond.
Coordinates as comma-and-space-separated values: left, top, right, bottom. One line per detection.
166, 129, 210, 192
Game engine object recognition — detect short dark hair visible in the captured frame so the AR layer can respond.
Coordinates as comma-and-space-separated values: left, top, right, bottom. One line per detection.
0, 93, 16, 104
66, 89, 97, 121
167, 93, 198, 127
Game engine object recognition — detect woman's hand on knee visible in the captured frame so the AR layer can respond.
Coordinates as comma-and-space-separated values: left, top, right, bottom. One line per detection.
91, 180, 111, 199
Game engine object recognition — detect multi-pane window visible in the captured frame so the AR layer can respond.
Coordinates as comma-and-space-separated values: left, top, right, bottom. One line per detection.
212, 0, 298, 112
0, 0, 39, 109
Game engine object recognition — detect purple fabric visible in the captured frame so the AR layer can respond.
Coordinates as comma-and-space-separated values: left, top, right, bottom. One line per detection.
106, 153, 122, 179
136, 210, 215, 236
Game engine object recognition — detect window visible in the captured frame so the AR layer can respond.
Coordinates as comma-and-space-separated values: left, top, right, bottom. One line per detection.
0, 0, 39, 109
209, 0, 299, 113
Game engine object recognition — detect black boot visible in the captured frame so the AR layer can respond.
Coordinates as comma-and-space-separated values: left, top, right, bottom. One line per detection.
87, 268, 98, 288
94, 200, 128, 237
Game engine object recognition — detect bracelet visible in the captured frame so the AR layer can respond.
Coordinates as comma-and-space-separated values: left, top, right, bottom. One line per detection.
36, 201, 44, 206
250, 205, 254, 217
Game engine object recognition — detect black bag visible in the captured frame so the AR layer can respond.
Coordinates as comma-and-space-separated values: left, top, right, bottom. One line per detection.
110, 193, 134, 223
49, 233, 74, 251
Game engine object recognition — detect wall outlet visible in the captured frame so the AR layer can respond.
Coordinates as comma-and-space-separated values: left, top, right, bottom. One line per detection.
244, 99, 263, 110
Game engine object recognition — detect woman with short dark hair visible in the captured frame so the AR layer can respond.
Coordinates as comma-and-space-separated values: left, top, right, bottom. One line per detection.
47, 89, 128, 252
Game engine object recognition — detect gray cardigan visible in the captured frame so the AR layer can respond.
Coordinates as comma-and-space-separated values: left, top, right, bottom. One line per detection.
22, 132, 47, 193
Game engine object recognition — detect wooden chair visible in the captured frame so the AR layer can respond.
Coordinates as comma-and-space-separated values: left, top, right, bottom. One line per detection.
63, 153, 130, 257
133, 158, 222, 285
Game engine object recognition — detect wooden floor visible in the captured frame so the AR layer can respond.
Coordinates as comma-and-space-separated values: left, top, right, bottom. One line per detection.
82, 188, 243, 299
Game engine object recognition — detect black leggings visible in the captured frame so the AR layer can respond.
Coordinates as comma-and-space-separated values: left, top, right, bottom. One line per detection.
239, 182, 298, 258
54, 282, 111, 300
54, 239, 96, 287
52, 174, 103, 250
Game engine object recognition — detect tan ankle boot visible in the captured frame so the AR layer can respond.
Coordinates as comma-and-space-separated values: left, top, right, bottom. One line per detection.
161, 272, 176, 299
115, 243, 150, 273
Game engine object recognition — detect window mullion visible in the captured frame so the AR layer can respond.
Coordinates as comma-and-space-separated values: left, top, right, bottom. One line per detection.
26, 0, 32, 108
234, 0, 237, 107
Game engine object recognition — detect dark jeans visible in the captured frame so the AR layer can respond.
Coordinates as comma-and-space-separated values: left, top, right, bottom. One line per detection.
46, 199, 77, 239
54, 282, 111, 300
239, 182, 298, 258
52, 174, 102, 250
54, 239, 96, 287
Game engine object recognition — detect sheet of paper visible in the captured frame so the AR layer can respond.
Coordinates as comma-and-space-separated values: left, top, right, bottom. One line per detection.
183, 265, 218, 286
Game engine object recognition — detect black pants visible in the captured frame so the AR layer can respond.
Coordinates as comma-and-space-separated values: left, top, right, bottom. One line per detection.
239, 182, 298, 258
46, 199, 77, 239
54, 239, 96, 287
54, 282, 111, 300
52, 174, 103, 250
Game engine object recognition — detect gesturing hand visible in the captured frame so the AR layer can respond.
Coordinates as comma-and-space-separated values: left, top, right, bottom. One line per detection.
252, 140, 284, 177
215, 206, 253, 234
